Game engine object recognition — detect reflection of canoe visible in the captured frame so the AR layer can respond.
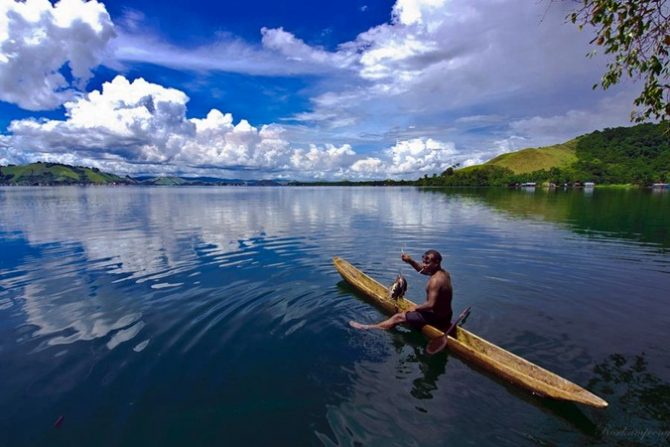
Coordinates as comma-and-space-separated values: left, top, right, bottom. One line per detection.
334, 256, 608, 409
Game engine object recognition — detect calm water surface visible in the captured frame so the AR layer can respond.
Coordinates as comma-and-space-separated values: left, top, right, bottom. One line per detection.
1, 186, 669, 446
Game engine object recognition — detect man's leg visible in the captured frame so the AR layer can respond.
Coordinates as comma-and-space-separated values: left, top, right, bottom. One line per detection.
349, 312, 406, 330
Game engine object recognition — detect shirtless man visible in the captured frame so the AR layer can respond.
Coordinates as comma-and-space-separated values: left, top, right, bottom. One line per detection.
349, 249, 453, 333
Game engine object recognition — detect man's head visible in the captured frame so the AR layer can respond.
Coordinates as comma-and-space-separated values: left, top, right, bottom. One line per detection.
421, 250, 442, 275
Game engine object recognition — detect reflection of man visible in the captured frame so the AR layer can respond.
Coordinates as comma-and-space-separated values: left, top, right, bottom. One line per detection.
349, 250, 453, 333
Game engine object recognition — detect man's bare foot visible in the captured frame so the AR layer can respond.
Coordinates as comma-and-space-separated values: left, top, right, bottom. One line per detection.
426, 336, 448, 355
349, 321, 370, 330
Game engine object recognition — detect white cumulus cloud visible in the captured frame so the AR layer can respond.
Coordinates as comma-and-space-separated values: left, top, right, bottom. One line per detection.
2, 75, 451, 179
392, 0, 447, 26
387, 137, 456, 173
0, 0, 642, 179
7, 76, 193, 163
350, 137, 457, 177
0, 0, 116, 110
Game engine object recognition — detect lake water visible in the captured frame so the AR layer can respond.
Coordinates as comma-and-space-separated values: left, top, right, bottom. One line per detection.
1, 186, 669, 446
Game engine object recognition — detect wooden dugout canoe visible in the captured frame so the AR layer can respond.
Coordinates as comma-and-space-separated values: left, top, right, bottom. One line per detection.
334, 256, 608, 409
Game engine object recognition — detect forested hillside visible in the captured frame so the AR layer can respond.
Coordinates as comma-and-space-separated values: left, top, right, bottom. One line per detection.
419, 123, 669, 186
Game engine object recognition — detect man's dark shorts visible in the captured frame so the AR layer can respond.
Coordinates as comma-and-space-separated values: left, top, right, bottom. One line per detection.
405, 310, 453, 333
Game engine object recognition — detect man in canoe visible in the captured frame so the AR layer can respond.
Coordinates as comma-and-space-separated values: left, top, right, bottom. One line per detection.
349, 249, 453, 337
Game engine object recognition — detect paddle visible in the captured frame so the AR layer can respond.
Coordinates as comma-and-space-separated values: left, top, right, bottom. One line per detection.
426, 306, 471, 355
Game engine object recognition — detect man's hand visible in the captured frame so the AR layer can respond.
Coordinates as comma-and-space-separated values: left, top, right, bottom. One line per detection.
401, 253, 423, 273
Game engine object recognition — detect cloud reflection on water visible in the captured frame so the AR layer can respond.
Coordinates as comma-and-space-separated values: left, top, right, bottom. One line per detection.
1, 186, 667, 352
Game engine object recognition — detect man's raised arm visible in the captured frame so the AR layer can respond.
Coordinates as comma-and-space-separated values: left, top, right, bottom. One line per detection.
401, 253, 423, 272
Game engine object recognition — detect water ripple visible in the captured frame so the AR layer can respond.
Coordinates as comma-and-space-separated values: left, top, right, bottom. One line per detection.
0, 187, 668, 447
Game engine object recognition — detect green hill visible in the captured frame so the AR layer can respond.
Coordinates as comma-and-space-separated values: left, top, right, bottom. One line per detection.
419, 122, 669, 187
0, 162, 134, 185
143, 176, 189, 186
485, 140, 578, 174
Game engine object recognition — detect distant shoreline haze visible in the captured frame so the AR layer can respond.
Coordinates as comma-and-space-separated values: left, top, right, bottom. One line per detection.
1, 123, 668, 187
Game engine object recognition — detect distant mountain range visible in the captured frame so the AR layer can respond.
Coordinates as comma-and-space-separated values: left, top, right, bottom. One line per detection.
133, 175, 286, 186
1, 123, 668, 186
0, 163, 287, 186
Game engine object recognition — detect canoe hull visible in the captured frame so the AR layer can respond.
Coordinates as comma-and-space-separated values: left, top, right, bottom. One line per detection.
334, 256, 608, 408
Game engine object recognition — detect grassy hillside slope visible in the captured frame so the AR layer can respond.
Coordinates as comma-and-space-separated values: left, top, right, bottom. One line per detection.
485, 140, 578, 174
0, 162, 133, 185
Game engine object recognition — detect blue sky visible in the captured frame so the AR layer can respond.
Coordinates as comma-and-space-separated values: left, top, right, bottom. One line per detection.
0, 0, 641, 179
